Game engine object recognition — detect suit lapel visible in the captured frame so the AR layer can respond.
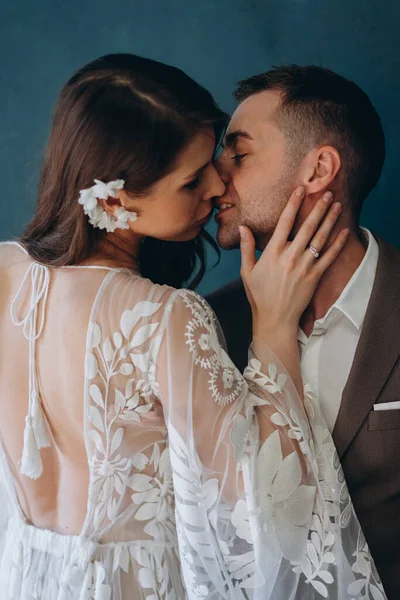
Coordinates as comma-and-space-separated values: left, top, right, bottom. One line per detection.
332, 236, 400, 458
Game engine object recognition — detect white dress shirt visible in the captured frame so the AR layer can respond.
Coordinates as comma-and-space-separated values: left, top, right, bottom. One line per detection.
297, 228, 379, 432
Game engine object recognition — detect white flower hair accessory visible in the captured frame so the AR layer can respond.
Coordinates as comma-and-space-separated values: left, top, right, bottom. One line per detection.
78, 179, 137, 233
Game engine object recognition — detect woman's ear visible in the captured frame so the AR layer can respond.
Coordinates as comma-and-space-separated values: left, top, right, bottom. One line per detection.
302, 146, 341, 195
98, 190, 134, 218
98, 195, 122, 217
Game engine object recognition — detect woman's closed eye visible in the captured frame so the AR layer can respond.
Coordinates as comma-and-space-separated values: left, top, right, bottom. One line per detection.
185, 175, 202, 190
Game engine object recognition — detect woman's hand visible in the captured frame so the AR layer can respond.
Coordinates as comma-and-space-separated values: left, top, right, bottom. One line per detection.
239, 186, 349, 393
240, 186, 349, 333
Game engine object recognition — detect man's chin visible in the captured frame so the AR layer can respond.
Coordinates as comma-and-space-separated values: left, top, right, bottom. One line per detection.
216, 227, 240, 250
216, 222, 274, 251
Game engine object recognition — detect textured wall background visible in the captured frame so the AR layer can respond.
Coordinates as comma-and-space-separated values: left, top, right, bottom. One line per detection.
1, 0, 399, 294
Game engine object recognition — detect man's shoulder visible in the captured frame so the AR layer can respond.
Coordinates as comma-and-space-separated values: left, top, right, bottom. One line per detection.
376, 234, 400, 274
373, 235, 400, 304
358, 234, 400, 357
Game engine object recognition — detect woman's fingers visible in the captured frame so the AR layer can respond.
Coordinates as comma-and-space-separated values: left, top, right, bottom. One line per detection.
239, 225, 257, 276
288, 191, 333, 256
312, 228, 350, 279
269, 186, 305, 250
302, 201, 342, 268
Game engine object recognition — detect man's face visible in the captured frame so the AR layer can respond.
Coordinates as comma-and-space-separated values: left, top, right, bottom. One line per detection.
214, 90, 299, 250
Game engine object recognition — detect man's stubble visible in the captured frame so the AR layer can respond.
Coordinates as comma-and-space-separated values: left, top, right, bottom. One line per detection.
217, 166, 296, 252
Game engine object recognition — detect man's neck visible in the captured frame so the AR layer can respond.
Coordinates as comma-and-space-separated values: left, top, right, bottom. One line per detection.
300, 230, 367, 337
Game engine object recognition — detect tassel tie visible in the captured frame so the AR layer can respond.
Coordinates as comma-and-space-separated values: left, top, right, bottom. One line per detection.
11, 262, 51, 479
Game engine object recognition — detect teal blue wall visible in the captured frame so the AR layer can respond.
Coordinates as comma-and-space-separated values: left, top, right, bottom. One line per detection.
1, 0, 399, 295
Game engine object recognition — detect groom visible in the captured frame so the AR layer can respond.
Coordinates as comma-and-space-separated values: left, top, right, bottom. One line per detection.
207, 65, 400, 597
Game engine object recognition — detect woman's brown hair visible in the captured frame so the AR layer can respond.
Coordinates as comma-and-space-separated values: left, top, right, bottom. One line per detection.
21, 53, 228, 288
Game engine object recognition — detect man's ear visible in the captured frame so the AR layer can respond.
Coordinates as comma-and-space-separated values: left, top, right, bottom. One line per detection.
302, 146, 341, 194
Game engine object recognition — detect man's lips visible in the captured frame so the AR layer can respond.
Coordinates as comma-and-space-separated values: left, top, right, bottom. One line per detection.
214, 203, 235, 222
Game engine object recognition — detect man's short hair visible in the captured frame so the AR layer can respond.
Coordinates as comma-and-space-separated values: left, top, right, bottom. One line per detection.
235, 65, 386, 220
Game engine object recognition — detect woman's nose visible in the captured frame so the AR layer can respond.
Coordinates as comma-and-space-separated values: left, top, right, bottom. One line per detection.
214, 152, 231, 184
204, 166, 226, 201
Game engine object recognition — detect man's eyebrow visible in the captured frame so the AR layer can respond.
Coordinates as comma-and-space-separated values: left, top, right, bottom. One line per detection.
223, 130, 254, 149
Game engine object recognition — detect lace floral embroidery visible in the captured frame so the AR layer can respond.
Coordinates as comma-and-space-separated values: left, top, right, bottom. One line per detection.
82, 295, 182, 598
181, 291, 244, 406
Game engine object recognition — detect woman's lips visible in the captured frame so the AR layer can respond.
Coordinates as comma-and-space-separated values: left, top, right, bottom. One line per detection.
195, 211, 212, 225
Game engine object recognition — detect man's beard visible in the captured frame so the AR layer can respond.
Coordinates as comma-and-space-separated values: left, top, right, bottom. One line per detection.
216, 172, 295, 251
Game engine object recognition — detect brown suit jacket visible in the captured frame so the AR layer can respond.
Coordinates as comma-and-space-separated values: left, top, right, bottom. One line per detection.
207, 235, 400, 598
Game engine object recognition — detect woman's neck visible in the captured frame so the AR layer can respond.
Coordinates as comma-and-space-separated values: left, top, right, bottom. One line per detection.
84, 231, 141, 271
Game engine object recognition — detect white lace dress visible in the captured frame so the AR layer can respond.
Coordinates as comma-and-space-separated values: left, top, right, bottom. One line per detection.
0, 241, 386, 599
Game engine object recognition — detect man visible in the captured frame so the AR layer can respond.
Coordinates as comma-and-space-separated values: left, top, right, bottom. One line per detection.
207, 65, 400, 597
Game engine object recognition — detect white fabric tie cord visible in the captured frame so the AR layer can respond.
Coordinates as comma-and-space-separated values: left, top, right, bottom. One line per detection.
11, 262, 51, 479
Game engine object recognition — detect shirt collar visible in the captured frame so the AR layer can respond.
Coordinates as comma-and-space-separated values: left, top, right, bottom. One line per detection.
298, 228, 379, 342
317, 228, 379, 331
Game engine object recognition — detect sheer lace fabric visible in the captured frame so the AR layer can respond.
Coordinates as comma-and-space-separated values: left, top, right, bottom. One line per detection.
0, 241, 386, 599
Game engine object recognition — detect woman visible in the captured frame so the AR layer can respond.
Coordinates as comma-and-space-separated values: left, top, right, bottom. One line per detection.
0, 54, 385, 599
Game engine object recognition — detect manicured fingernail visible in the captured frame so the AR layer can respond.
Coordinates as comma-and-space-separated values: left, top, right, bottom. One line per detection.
333, 202, 342, 214
238, 226, 245, 239
295, 186, 305, 197
323, 191, 333, 202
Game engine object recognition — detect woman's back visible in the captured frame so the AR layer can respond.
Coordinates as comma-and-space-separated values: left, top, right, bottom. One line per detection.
0, 242, 95, 534
0, 241, 185, 599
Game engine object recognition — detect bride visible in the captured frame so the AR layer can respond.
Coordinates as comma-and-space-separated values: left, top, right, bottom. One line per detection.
0, 54, 386, 599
